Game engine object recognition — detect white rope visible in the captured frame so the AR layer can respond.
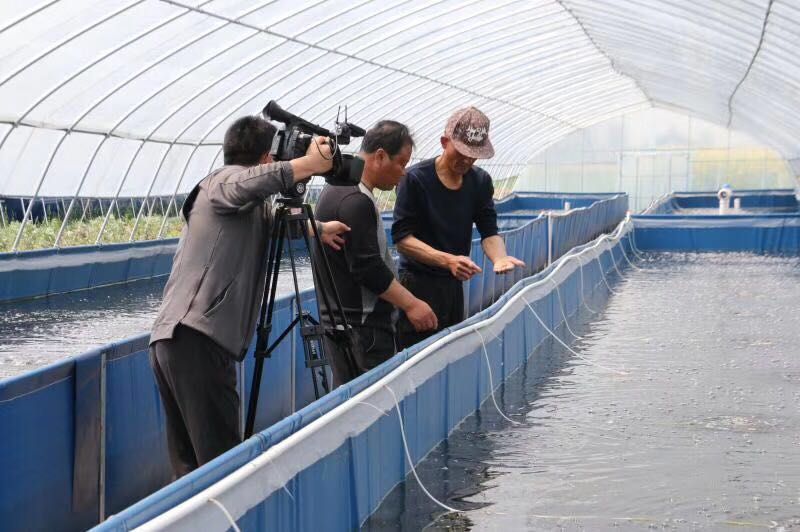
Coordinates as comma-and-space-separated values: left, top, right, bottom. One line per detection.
474, 328, 522, 425
577, 258, 600, 314
629, 226, 647, 259
618, 237, 644, 271
548, 278, 583, 340
355, 401, 391, 418
596, 252, 619, 296
521, 295, 627, 376
384, 385, 459, 514
256, 454, 296, 502
207, 497, 242, 532
609, 246, 626, 279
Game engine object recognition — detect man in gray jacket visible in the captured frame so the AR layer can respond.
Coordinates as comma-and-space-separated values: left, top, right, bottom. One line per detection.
149, 115, 348, 478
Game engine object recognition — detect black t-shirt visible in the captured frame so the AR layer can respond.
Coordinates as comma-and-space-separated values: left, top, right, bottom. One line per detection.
313, 183, 397, 332
392, 158, 498, 277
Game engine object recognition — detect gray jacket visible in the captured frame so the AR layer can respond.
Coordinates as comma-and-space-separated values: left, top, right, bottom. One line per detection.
150, 161, 295, 360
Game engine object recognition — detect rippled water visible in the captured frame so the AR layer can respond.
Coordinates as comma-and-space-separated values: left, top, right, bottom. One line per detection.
0, 257, 313, 379
365, 252, 800, 531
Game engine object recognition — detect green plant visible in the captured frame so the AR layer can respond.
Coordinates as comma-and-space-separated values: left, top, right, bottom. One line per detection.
0, 215, 184, 252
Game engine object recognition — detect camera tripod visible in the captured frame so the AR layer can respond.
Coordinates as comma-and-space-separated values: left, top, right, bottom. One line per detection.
244, 196, 357, 438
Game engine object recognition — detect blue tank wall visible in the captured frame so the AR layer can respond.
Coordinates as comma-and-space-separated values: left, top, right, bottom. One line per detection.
646, 189, 798, 214
0, 193, 628, 532
0, 240, 178, 303
96, 220, 634, 531
633, 214, 800, 253
1, 191, 615, 303
93, 195, 629, 532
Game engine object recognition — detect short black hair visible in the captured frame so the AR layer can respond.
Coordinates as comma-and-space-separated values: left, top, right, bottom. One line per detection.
361, 120, 414, 157
223, 116, 277, 166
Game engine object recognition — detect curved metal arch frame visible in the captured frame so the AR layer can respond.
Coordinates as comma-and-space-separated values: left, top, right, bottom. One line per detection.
0, 0, 145, 89
195, 0, 525, 188
52, 0, 293, 246
163, 0, 586, 132
9, 0, 256, 247
99, 0, 403, 242
192, 1, 588, 166
402, 69, 638, 157
559, 0, 794, 152
2, 0, 798, 251
0, 0, 60, 35
349, 54, 610, 153
3, 2, 644, 231
141, 0, 500, 239
302, 41, 588, 138
368, 46, 636, 140
144, 0, 464, 144
291, 1, 567, 121
38, 0, 345, 247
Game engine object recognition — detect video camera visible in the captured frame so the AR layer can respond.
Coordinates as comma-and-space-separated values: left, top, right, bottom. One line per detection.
263, 100, 366, 198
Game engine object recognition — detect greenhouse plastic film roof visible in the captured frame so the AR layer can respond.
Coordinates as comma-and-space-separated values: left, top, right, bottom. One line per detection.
0, 0, 798, 199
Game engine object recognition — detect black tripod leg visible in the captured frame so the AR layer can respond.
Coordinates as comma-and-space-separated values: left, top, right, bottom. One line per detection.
303, 336, 321, 399
245, 211, 287, 439
306, 209, 360, 378
262, 209, 288, 338
287, 219, 329, 397
307, 208, 352, 328
299, 225, 352, 386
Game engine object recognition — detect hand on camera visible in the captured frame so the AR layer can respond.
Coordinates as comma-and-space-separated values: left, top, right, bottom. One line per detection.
305, 136, 334, 174
320, 221, 350, 251
446, 254, 482, 281
405, 299, 438, 332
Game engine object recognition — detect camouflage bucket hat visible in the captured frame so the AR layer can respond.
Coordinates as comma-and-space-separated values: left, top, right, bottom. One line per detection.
444, 106, 494, 159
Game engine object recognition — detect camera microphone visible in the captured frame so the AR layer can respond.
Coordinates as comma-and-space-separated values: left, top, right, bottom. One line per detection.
345, 123, 366, 137
263, 100, 330, 137
263, 100, 291, 124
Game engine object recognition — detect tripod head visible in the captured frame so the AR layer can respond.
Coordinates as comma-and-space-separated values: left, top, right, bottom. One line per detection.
275, 196, 306, 209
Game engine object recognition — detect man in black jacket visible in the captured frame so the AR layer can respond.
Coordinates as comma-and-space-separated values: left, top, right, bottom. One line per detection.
392, 107, 525, 350
150, 115, 348, 478
313, 121, 437, 386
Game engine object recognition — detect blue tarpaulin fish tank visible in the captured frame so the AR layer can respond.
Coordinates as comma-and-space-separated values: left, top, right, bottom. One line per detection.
3, 189, 799, 531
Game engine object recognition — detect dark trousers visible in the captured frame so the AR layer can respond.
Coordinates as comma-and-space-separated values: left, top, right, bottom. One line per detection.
396, 270, 464, 351
323, 326, 396, 388
149, 324, 241, 479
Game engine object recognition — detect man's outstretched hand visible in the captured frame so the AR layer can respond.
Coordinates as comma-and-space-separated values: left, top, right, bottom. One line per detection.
319, 221, 350, 250
493, 256, 525, 274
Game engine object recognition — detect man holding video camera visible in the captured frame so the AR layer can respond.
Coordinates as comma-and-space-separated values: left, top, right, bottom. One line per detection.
313, 121, 438, 387
392, 107, 525, 350
149, 115, 348, 478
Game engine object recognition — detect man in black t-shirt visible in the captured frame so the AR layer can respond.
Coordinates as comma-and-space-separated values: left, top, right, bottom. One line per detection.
392, 107, 525, 350
314, 121, 437, 387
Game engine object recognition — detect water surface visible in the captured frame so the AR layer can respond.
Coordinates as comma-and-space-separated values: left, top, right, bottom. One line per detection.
366, 253, 800, 530
0, 257, 314, 378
